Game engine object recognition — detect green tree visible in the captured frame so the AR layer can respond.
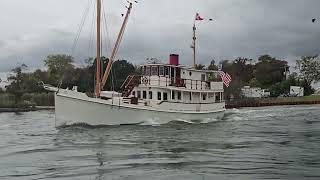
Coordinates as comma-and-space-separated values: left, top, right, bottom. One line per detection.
254, 54, 288, 88
6, 64, 28, 103
222, 58, 254, 98
207, 60, 219, 70
44, 54, 74, 86
296, 55, 320, 87
103, 59, 136, 91
269, 74, 298, 97
195, 64, 205, 70
76, 58, 136, 93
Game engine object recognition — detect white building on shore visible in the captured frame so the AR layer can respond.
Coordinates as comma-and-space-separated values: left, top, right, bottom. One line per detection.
241, 86, 270, 98
290, 86, 304, 97
0, 72, 9, 90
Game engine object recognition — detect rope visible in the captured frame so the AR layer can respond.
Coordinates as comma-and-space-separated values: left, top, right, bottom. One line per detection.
88, 1, 96, 59
101, 0, 112, 55
71, 0, 93, 55
58, 0, 93, 91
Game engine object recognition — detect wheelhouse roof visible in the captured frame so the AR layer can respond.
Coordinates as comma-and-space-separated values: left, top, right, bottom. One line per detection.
140, 63, 184, 68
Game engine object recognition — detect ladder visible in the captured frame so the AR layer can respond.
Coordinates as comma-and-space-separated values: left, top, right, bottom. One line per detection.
121, 75, 141, 97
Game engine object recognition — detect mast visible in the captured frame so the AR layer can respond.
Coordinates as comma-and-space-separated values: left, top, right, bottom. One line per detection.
192, 23, 196, 68
101, 2, 133, 90
95, 0, 102, 97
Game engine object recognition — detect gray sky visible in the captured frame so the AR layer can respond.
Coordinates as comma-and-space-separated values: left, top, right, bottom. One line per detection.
0, 0, 320, 73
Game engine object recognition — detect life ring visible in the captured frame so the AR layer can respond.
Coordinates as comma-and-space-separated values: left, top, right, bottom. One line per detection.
141, 77, 149, 85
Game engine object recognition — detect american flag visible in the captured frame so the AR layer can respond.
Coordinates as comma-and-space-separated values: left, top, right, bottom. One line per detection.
219, 71, 232, 87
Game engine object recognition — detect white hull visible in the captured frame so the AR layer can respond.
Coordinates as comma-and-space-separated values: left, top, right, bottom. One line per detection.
54, 90, 225, 127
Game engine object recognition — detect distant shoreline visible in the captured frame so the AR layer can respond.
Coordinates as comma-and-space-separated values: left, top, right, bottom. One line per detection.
226, 95, 320, 109
226, 100, 320, 109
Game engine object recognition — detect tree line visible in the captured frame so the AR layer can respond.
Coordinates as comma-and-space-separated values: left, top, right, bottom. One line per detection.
219, 54, 320, 98
1, 54, 319, 104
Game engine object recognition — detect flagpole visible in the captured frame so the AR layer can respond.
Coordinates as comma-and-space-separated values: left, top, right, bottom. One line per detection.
192, 14, 197, 68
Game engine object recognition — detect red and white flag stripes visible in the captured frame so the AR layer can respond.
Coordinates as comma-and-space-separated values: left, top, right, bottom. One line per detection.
218, 71, 232, 87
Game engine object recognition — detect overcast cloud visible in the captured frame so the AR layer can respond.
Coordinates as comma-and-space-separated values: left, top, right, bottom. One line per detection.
0, 0, 319, 72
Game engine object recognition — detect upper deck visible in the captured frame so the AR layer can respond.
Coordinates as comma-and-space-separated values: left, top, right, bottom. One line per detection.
139, 63, 223, 92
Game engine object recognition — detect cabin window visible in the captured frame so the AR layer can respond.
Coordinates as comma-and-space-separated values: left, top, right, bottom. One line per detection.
146, 66, 151, 76
215, 92, 220, 102
177, 91, 181, 100
165, 67, 169, 76
203, 93, 207, 101
171, 67, 175, 78
159, 66, 164, 76
143, 91, 147, 99
137, 91, 141, 99
189, 92, 192, 101
209, 93, 214, 101
149, 91, 153, 99
163, 92, 168, 101
132, 91, 136, 97
151, 66, 158, 76
172, 91, 175, 100
157, 92, 162, 100
201, 74, 206, 81
189, 72, 192, 76
144, 66, 148, 75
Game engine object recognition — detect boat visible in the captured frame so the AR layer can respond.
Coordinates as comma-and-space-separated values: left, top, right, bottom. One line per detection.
44, 0, 226, 126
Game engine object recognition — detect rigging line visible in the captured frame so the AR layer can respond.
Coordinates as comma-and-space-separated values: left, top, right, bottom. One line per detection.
88, 0, 96, 59
111, 64, 115, 106
71, 0, 93, 55
59, 0, 92, 91
106, 3, 131, 76
101, 0, 112, 55
114, 2, 133, 59
101, 0, 114, 90
112, 15, 128, 62
103, 2, 132, 90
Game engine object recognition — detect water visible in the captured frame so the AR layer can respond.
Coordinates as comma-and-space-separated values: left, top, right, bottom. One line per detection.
0, 105, 319, 180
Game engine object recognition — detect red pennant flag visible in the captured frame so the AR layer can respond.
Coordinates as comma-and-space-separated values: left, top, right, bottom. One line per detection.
195, 13, 204, 21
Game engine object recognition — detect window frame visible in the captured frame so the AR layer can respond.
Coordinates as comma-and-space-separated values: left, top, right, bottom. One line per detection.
201, 74, 206, 81
171, 91, 175, 100
137, 91, 141, 99
151, 66, 158, 76
145, 66, 151, 76
202, 93, 207, 101
177, 91, 181, 100
163, 92, 168, 101
142, 91, 147, 99
159, 66, 164, 76
215, 92, 220, 102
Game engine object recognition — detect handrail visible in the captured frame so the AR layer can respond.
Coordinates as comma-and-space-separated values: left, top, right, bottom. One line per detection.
120, 75, 131, 89
125, 75, 135, 89
137, 76, 221, 90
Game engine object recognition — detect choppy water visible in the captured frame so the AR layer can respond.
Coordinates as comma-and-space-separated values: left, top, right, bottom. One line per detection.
0, 105, 319, 180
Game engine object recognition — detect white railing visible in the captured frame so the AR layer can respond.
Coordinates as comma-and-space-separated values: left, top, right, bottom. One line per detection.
139, 76, 223, 91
